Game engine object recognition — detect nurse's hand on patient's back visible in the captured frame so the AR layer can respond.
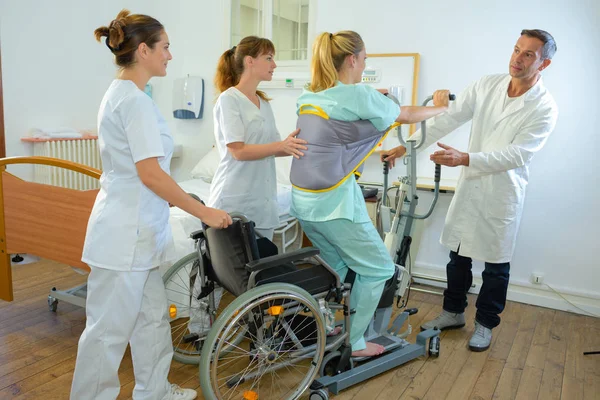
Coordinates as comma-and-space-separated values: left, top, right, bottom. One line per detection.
278, 128, 307, 159
380, 145, 407, 168
432, 90, 450, 108
201, 207, 233, 229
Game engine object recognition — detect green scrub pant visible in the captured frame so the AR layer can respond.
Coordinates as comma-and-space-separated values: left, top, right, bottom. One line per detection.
299, 218, 395, 351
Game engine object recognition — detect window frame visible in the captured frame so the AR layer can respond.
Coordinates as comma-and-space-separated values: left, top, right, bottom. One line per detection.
222, 0, 317, 69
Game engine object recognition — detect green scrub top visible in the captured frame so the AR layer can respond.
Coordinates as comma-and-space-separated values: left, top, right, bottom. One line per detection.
291, 82, 400, 222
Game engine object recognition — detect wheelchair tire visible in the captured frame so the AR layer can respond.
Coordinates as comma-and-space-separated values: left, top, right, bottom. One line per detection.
199, 283, 327, 400
163, 252, 245, 364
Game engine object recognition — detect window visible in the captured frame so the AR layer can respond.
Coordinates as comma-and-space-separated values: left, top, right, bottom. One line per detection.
228, 0, 314, 64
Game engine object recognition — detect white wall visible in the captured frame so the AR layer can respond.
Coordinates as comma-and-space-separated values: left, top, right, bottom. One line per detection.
314, 0, 600, 315
0, 0, 220, 182
1, 0, 599, 314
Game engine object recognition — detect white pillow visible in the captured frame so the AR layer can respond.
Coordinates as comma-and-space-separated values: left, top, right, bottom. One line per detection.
190, 147, 220, 182
190, 147, 293, 185
275, 156, 292, 186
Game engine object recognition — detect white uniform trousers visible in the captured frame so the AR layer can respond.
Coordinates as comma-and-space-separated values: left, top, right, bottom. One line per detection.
70, 266, 173, 400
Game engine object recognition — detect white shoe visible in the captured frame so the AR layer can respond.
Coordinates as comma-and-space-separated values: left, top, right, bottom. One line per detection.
420, 310, 466, 331
163, 384, 197, 400
469, 321, 492, 352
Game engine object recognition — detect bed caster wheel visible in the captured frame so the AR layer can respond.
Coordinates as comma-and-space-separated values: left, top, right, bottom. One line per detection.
429, 335, 440, 358
319, 351, 353, 377
48, 296, 58, 312
309, 389, 329, 400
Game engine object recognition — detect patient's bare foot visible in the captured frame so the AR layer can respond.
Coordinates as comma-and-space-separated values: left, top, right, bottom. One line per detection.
327, 326, 342, 336
351, 342, 385, 357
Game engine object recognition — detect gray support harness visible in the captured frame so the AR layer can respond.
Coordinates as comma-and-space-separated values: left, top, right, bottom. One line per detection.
290, 112, 397, 192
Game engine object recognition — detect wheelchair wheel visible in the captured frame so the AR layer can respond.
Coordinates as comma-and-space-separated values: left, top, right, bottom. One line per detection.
199, 283, 326, 400
163, 253, 244, 364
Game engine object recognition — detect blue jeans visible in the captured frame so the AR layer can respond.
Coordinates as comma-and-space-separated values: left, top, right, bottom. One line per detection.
443, 250, 510, 329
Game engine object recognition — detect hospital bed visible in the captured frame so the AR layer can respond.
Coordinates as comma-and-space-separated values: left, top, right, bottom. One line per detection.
0, 155, 300, 326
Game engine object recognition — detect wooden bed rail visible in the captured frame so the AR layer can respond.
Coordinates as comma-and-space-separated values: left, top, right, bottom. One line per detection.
0, 156, 102, 178
0, 156, 101, 301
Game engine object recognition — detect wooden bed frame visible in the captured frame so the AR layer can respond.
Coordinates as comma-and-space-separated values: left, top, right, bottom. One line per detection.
0, 156, 101, 302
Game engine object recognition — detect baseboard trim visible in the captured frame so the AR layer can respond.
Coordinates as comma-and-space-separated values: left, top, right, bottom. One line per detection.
411, 263, 600, 317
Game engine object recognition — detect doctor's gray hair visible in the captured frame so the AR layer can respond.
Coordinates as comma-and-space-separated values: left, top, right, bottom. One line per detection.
94, 9, 164, 69
521, 29, 557, 60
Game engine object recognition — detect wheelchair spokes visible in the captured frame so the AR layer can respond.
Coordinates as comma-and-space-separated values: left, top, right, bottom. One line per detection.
163, 253, 242, 364
200, 284, 326, 400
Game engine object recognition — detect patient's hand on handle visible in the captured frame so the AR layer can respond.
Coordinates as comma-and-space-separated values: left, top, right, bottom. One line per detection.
432, 89, 451, 108
277, 128, 307, 159
380, 89, 453, 168
352, 342, 386, 357
396, 89, 450, 125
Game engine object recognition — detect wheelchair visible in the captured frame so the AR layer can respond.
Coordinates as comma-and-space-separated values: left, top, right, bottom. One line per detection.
163, 209, 441, 400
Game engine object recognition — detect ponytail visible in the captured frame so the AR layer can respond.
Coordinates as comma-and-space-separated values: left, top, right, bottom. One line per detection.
308, 31, 365, 93
214, 47, 238, 94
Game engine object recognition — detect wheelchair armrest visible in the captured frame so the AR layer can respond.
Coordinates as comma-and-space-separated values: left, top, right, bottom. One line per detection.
246, 247, 320, 273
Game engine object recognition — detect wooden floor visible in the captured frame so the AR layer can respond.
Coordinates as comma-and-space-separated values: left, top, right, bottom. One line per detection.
1, 260, 599, 400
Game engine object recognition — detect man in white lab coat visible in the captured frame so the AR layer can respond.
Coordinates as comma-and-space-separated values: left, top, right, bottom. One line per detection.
381, 29, 558, 351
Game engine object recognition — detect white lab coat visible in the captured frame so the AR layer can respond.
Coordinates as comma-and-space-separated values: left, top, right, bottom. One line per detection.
209, 87, 280, 230
418, 74, 558, 263
82, 79, 175, 271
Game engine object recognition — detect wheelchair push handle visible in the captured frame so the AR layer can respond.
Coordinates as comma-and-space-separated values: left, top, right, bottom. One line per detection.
188, 194, 249, 224
228, 212, 250, 223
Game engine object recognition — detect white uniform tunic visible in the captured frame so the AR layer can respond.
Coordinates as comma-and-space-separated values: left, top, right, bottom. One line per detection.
71, 79, 176, 400
417, 74, 558, 263
208, 87, 279, 230
82, 79, 175, 271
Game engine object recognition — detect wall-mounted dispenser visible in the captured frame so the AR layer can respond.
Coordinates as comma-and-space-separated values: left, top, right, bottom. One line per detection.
173, 75, 204, 119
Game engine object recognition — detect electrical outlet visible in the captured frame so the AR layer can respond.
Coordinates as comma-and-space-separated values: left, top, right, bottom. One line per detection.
531, 273, 544, 285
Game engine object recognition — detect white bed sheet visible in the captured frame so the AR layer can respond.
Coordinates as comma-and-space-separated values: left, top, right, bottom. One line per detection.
163, 179, 294, 274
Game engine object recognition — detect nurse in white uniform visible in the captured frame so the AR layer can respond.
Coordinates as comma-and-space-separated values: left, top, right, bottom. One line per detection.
70, 10, 231, 400
208, 36, 307, 240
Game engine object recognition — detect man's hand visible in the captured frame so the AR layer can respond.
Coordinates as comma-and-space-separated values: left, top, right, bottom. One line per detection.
430, 142, 469, 167
380, 145, 407, 168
